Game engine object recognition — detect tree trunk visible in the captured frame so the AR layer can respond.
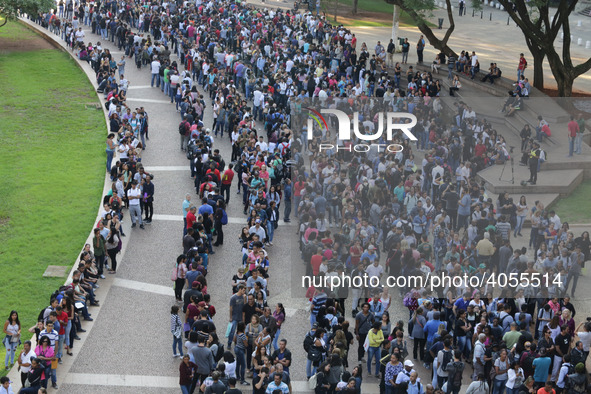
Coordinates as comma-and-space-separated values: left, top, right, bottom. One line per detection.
416, 21, 457, 58
334, 0, 338, 22
530, 46, 545, 90
391, 5, 400, 44
352, 0, 358, 14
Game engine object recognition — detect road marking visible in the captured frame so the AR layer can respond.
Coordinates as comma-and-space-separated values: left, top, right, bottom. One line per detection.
112, 278, 174, 297
152, 213, 291, 226
125, 98, 172, 104
63, 373, 177, 388
127, 85, 154, 90
144, 166, 188, 171
62, 373, 381, 393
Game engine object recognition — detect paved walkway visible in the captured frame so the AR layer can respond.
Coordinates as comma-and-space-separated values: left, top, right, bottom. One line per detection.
19, 14, 591, 394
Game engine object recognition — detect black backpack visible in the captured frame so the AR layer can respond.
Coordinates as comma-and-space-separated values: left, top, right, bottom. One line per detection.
451, 361, 464, 387
179, 121, 188, 135
303, 333, 315, 353
440, 350, 452, 371
213, 344, 224, 363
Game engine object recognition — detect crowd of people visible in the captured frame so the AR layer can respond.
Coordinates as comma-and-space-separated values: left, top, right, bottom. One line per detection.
10, 0, 589, 393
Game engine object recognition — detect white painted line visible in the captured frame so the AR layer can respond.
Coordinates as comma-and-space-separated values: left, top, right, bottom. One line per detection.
62, 373, 380, 393
112, 278, 174, 297
125, 98, 173, 104
152, 214, 250, 225
144, 166, 188, 171
63, 373, 177, 388
152, 214, 183, 222
127, 85, 155, 90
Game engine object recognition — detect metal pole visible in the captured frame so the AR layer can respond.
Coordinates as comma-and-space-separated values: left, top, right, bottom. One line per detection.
507, 16, 509, 25
481, 11, 483, 18
472, 9, 474, 17
490, 12, 492, 21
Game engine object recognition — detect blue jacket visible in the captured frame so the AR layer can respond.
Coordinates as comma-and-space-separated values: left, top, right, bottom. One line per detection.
424, 319, 444, 342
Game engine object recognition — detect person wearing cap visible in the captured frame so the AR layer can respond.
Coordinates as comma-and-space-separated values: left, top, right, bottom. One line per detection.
394, 359, 416, 388
127, 180, 144, 229
360, 245, 379, 264
249, 218, 266, 241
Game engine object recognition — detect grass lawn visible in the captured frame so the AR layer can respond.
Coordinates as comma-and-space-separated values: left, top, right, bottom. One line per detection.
0, 21, 105, 373
322, 0, 437, 27
551, 181, 591, 224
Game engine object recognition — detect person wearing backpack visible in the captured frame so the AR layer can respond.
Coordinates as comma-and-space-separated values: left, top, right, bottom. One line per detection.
304, 325, 318, 380
566, 362, 589, 394
436, 338, 453, 389
212, 200, 226, 247
444, 350, 464, 394
556, 353, 573, 393
179, 116, 190, 151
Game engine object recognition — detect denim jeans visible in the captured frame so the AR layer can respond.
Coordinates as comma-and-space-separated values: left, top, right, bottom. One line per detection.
575, 133, 583, 154
457, 335, 471, 359
57, 334, 65, 359
568, 136, 575, 156
173, 335, 183, 356
180, 385, 191, 394
366, 346, 380, 375
106, 149, 114, 172
65, 320, 72, 347
235, 346, 246, 382
267, 222, 275, 242
514, 215, 525, 236
3, 337, 16, 366
227, 320, 239, 347
492, 378, 506, 394
310, 313, 317, 328
272, 329, 281, 351
284, 201, 291, 221
306, 359, 317, 378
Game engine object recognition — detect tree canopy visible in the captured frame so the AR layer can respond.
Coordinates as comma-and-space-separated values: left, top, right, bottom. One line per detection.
0, 0, 54, 28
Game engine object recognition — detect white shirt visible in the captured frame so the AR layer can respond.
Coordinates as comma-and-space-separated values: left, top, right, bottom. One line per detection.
127, 187, 142, 206
471, 55, 478, 66
75, 30, 85, 41
365, 264, 383, 280
118, 144, 129, 159
19, 349, 36, 373
432, 166, 444, 185
253, 90, 263, 107
151, 60, 161, 74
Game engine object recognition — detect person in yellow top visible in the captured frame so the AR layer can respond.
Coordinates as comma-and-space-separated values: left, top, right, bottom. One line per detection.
475, 232, 496, 266
367, 322, 385, 377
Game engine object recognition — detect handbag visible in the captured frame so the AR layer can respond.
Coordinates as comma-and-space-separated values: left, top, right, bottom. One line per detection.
171, 265, 178, 281
11, 334, 20, 344
308, 373, 318, 390
225, 322, 233, 338
183, 322, 191, 332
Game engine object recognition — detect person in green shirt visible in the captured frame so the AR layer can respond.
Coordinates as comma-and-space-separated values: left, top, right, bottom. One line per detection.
163, 66, 171, 96
502, 322, 522, 349
417, 234, 432, 261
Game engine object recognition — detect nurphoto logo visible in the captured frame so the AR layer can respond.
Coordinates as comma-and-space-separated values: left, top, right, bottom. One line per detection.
306, 108, 418, 153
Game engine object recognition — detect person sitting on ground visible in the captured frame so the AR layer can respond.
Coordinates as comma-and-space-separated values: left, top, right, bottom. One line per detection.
481, 63, 502, 84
